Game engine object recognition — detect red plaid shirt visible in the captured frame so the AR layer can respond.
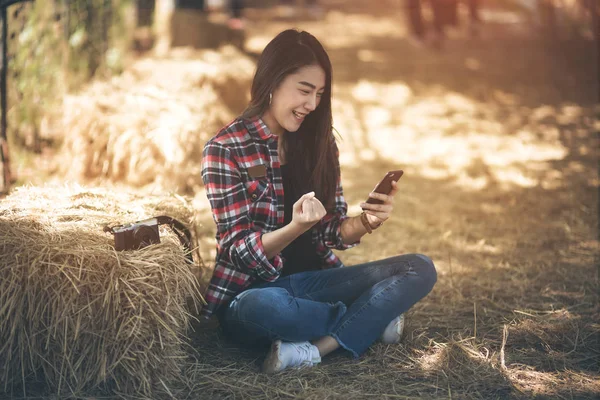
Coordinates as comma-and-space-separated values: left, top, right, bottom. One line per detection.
200, 116, 358, 318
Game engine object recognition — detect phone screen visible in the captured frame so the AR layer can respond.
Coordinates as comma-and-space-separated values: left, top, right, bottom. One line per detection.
365, 170, 403, 205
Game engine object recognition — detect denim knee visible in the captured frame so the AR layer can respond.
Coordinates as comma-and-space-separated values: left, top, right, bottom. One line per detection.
413, 254, 437, 290
230, 288, 290, 319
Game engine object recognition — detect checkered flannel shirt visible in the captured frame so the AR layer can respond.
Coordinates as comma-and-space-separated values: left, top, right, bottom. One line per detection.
200, 116, 358, 318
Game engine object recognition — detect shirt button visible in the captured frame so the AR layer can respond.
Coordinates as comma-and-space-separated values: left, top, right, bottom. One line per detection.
251, 194, 257, 200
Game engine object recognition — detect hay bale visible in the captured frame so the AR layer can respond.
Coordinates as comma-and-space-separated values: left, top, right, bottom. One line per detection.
0, 185, 204, 398
58, 46, 254, 193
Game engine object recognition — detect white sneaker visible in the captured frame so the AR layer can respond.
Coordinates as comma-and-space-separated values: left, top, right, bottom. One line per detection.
262, 340, 321, 374
380, 314, 405, 344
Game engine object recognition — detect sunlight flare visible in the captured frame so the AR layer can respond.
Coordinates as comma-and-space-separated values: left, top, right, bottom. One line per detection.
334, 82, 573, 191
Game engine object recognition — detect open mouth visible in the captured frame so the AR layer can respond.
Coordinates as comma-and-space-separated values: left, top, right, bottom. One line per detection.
293, 111, 307, 120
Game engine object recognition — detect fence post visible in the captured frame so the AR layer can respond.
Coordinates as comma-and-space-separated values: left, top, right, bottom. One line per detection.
1, 5, 10, 194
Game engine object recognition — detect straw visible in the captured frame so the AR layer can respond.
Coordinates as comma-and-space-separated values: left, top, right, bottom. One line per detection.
0, 184, 204, 398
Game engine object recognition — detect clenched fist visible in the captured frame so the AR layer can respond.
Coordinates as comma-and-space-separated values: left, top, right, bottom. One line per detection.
291, 191, 326, 231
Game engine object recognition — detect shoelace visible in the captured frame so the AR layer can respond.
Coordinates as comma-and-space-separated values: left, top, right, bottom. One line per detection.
284, 342, 320, 369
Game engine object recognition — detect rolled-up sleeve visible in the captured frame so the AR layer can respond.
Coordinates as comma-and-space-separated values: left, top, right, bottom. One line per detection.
318, 142, 359, 250
319, 178, 358, 250
202, 141, 282, 281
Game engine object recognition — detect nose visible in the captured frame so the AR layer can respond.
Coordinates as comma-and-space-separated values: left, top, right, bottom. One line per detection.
304, 94, 318, 111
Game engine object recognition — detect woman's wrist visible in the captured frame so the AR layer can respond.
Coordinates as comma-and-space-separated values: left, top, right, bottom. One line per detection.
289, 219, 317, 235
360, 212, 373, 234
360, 212, 382, 234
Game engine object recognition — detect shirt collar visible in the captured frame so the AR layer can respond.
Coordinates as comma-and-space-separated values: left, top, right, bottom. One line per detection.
243, 115, 279, 141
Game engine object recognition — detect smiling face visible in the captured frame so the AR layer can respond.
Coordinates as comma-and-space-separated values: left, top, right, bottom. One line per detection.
262, 64, 326, 136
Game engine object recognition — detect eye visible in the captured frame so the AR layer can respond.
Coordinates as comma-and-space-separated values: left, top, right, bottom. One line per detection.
317, 92, 324, 98
300, 89, 310, 95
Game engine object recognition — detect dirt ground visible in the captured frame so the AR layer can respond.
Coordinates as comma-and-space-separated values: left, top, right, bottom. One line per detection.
186, 2, 599, 399
7, 0, 600, 398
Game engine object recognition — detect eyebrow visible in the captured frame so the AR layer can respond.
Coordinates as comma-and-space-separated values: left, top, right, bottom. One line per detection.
299, 81, 325, 91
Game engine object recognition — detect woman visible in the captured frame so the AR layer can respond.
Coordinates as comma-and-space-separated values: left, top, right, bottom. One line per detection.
201, 29, 436, 373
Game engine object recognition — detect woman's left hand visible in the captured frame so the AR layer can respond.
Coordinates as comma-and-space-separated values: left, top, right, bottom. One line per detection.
359, 180, 399, 228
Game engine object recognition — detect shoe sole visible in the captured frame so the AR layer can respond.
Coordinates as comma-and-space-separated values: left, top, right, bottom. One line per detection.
397, 314, 405, 338
262, 340, 283, 374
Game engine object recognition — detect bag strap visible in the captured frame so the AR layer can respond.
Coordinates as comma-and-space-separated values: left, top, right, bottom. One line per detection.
155, 216, 194, 264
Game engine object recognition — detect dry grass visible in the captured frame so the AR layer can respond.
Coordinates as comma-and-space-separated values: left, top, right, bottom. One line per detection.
180, 3, 599, 399
0, 185, 204, 399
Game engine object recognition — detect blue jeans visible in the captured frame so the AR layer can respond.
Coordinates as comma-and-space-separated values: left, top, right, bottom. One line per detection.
218, 254, 437, 357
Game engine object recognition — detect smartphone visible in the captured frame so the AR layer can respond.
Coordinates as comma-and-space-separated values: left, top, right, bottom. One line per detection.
365, 170, 404, 205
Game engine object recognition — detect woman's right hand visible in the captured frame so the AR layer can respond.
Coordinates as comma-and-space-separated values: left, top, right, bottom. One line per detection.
291, 191, 326, 231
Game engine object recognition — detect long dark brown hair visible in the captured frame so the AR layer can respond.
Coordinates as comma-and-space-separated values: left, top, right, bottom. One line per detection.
241, 29, 338, 211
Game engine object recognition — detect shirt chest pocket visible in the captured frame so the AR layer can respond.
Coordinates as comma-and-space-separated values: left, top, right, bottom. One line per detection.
245, 179, 274, 229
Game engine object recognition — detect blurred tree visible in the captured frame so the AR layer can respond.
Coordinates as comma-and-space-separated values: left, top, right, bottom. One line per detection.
137, 0, 155, 26
176, 0, 205, 10
0, 0, 133, 193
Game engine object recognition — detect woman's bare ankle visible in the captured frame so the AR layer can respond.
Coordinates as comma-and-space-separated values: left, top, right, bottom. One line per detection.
312, 335, 340, 357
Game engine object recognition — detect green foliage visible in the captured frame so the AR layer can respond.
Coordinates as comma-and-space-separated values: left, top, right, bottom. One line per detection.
7, 0, 132, 151
8, 1, 64, 150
